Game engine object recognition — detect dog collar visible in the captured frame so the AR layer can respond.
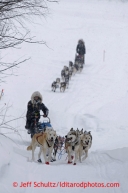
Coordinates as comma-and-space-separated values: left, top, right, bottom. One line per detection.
72, 140, 79, 151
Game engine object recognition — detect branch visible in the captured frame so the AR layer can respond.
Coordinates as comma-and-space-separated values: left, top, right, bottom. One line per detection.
0, 58, 30, 73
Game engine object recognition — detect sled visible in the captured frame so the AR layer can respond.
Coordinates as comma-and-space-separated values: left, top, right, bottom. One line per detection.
30, 117, 52, 138
75, 53, 84, 65
37, 117, 52, 132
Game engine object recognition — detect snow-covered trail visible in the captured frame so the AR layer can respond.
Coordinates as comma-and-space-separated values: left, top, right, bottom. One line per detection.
0, 134, 128, 193
1, 0, 128, 193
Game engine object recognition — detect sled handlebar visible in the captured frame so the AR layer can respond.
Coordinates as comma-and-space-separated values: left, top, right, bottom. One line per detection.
40, 115, 51, 123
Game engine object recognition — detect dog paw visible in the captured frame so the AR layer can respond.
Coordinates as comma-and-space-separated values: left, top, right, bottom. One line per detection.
37, 159, 42, 163
68, 161, 72, 164
73, 163, 76, 165
50, 158, 56, 162
45, 162, 49, 165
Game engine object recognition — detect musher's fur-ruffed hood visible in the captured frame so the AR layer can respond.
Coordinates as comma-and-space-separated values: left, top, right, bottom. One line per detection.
78, 39, 85, 44
31, 91, 43, 104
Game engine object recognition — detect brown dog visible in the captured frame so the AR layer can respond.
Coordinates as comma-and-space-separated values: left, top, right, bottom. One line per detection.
27, 129, 57, 164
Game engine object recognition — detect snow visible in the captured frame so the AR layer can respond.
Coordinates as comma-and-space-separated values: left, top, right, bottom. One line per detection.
0, 0, 128, 192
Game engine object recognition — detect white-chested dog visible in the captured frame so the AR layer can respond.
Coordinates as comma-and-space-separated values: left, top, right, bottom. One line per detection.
27, 128, 57, 165
78, 131, 92, 162
60, 82, 66, 92
65, 128, 80, 165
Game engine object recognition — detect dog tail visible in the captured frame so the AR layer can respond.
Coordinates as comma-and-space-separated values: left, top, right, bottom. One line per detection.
27, 145, 32, 151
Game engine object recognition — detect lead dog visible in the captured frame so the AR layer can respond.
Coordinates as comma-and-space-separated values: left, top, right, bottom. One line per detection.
51, 81, 58, 92
27, 128, 57, 164
65, 128, 80, 165
78, 131, 92, 162
51, 78, 60, 92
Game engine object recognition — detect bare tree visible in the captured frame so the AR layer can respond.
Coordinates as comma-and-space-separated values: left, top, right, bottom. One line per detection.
0, 1, 58, 141
0, 103, 25, 143
0, 0, 57, 81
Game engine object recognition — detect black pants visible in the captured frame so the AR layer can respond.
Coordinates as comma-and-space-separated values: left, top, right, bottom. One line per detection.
25, 118, 39, 131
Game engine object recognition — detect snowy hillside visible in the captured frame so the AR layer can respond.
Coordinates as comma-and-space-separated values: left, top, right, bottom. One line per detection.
0, 0, 128, 192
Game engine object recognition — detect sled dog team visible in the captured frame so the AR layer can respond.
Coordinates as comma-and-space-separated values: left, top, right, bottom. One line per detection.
51, 39, 86, 92
51, 61, 84, 92
27, 127, 92, 165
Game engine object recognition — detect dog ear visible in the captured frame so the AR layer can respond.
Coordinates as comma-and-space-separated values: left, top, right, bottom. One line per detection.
76, 130, 80, 137
74, 131, 76, 135
84, 130, 87, 135
70, 128, 73, 131
88, 131, 91, 134
81, 128, 83, 133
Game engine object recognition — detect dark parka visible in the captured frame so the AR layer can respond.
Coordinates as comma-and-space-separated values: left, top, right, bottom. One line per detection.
76, 41, 86, 55
26, 91, 49, 129
26, 101, 49, 121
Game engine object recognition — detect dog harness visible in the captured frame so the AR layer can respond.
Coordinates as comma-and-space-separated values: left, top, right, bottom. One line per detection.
81, 140, 88, 150
36, 132, 44, 146
46, 139, 53, 148
36, 134, 54, 148
65, 139, 79, 151
72, 140, 79, 151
